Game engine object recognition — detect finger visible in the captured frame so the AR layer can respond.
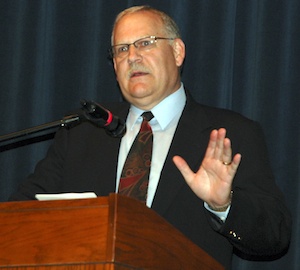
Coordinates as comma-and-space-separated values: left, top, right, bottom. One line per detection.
204, 129, 218, 158
232, 153, 242, 168
222, 137, 232, 164
227, 153, 242, 176
215, 128, 227, 159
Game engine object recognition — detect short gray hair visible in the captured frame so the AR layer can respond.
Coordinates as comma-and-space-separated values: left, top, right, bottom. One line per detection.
111, 5, 181, 45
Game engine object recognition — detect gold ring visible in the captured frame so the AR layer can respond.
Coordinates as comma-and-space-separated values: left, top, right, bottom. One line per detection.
222, 161, 232, 165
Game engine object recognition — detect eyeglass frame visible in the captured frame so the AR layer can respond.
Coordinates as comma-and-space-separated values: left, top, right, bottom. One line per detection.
109, 35, 175, 59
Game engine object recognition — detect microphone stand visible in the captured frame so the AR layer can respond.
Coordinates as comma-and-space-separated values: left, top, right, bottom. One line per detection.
0, 100, 126, 152
0, 114, 81, 149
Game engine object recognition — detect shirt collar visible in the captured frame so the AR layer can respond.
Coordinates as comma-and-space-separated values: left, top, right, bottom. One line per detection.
127, 83, 186, 130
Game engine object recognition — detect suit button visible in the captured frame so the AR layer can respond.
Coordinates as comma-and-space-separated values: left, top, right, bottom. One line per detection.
229, 230, 242, 240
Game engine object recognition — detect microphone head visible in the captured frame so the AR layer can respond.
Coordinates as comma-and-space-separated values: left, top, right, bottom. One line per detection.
80, 99, 108, 127
105, 116, 126, 138
80, 99, 126, 138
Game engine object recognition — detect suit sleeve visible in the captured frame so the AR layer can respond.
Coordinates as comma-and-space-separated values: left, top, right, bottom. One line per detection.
206, 121, 292, 259
9, 127, 69, 201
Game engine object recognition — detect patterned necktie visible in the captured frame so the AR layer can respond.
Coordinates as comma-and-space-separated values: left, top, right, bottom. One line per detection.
118, 111, 154, 202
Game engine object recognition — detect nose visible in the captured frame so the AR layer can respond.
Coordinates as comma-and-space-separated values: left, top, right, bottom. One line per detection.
127, 44, 142, 63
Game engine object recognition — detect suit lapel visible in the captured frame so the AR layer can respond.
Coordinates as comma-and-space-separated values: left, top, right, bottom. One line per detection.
151, 96, 213, 216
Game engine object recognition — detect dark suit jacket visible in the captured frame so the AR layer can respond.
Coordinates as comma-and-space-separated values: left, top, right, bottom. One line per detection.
10, 92, 291, 269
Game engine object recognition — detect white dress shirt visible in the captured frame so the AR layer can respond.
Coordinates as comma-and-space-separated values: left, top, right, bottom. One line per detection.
116, 83, 229, 221
116, 84, 186, 207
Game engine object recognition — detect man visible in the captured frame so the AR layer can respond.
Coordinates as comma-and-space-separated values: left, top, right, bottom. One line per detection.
10, 6, 291, 269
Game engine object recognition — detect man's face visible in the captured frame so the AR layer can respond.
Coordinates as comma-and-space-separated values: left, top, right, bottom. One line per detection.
112, 11, 185, 110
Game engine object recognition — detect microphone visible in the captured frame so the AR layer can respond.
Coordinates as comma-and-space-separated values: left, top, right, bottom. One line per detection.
80, 100, 126, 138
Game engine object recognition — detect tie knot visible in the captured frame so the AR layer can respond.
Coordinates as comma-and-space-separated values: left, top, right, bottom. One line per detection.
142, 111, 154, 122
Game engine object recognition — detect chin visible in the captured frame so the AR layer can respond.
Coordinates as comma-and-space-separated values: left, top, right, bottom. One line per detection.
129, 84, 152, 96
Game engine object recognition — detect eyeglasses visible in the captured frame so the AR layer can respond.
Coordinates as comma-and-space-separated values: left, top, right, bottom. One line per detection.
109, 35, 175, 59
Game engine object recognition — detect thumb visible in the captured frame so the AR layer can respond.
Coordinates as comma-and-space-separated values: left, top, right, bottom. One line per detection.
173, 155, 194, 185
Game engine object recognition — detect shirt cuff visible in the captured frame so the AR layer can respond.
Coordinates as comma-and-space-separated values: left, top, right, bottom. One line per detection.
204, 202, 231, 222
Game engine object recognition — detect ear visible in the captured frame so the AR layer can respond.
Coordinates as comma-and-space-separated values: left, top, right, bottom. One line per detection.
113, 58, 117, 71
113, 58, 119, 81
172, 38, 185, 67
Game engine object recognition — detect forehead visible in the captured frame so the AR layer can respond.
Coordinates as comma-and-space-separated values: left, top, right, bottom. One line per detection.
114, 11, 164, 43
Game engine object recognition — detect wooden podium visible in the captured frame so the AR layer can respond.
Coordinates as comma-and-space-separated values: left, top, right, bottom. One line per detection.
0, 193, 224, 270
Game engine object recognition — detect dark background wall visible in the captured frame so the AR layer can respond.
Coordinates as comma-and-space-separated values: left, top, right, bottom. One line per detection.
0, 1, 299, 269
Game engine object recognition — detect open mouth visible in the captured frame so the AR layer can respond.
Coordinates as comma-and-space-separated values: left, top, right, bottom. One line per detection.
130, 71, 148, 78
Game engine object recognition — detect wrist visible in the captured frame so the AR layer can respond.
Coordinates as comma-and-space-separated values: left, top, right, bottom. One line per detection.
207, 191, 233, 212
